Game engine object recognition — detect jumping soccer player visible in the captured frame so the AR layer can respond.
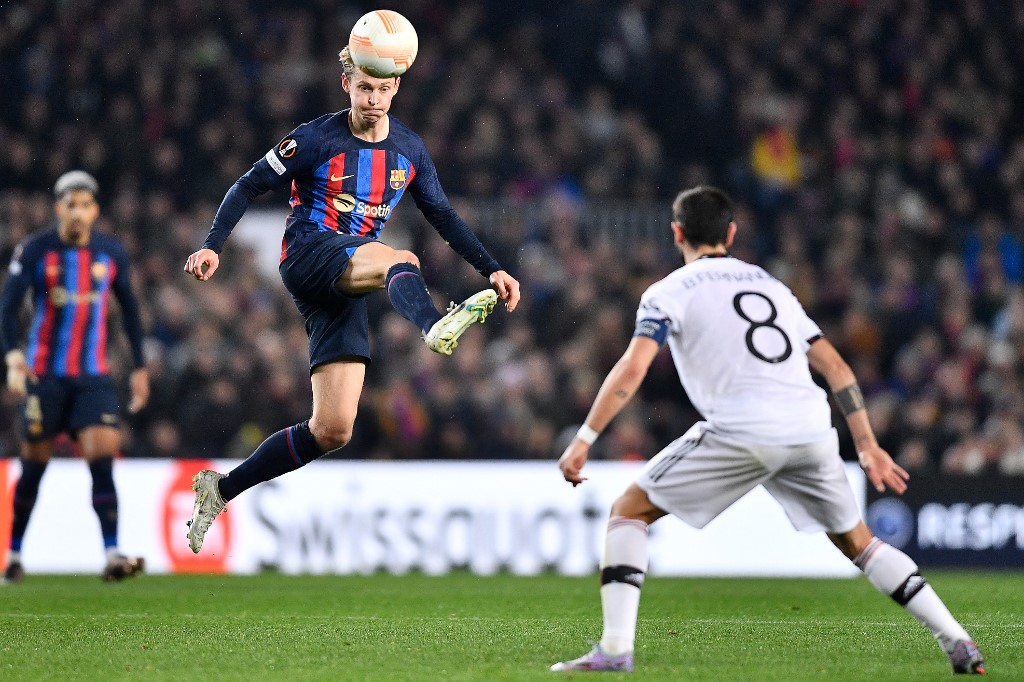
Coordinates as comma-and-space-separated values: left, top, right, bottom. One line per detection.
183, 46, 521, 552
1, 170, 148, 583
551, 186, 984, 675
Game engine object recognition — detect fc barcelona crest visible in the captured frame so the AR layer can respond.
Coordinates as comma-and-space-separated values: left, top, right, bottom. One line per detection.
390, 169, 407, 190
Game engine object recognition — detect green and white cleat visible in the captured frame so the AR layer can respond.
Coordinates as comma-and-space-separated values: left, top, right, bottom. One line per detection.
186, 469, 226, 554
424, 289, 498, 355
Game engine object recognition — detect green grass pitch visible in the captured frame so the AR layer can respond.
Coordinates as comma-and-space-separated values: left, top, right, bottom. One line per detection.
0, 571, 1019, 680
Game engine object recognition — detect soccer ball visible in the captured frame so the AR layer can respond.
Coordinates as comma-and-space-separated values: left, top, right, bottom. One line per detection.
348, 10, 419, 78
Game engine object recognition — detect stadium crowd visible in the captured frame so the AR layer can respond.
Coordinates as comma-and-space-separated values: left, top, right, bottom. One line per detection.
2, 0, 1024, 475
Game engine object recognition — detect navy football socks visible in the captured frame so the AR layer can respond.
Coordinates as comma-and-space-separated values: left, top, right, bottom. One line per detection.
385, 263, 443, 334
88, 456, 119, 550
9, 459, 47, 554
218, 421, 325, 502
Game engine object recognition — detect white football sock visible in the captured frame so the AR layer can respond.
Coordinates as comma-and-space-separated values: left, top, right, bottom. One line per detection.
106, 547, 122, 561
599, 517, 649, 656
855, 537, 971, 651
7, 550, 21, 564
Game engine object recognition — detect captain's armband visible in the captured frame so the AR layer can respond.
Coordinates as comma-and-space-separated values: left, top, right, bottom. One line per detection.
833, 382, 866, 416
633, 318, 669, 345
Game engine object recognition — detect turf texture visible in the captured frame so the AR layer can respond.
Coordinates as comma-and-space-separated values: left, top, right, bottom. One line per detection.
0, 571, 1019, 680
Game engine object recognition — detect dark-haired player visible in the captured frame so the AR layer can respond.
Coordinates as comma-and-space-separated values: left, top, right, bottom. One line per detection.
551, 186, 984, 675
1, 170, 148, 583
183, 46, 521, 552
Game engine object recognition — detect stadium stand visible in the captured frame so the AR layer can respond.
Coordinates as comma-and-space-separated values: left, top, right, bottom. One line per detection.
1, 1, 1023, 474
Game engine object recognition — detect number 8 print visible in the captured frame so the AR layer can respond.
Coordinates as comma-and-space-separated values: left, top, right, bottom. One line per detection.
732, 291, 793, 364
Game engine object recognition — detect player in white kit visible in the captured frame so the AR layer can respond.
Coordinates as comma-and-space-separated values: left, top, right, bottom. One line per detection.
550, 187, 985, 675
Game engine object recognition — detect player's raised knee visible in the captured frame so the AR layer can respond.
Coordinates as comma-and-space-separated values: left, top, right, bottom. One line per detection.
393, 249, 420, 269
309, 421, 353, 451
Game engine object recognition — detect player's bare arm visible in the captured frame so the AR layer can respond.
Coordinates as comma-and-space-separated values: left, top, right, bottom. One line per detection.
127, 367, 150, 414
806, 337, 909, 494
184, 248, 220, 281
489, 270, 521, 312
558, 336, 660, 486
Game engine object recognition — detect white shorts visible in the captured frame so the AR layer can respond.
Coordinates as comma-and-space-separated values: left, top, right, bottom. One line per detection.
635, 422, 861, 534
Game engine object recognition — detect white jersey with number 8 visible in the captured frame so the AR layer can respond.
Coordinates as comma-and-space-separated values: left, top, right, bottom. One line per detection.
638, 256, 832, 445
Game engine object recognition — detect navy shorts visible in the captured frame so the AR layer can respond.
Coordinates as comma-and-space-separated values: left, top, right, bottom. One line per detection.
22, 374, 121, 442
279, 231, 375, 371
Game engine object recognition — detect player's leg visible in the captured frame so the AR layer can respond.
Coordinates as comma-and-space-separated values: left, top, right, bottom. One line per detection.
600, 486, 666, 655
218, 360, 362, 499
3, 440, 53, 584
764, 436, 984, 674
4, 376, 65, 583
189, 253, 374, 553
187, 361, 364, 553
78, 427, 121, 558
831, 523, 984, 674
551, 484, 663, 673
338, 241, 441, 328
78, 425, 144, 581
188, 255, 378, 553
553, 425, 766, 672
71, 375, 144, 581
339, 241, 497, 355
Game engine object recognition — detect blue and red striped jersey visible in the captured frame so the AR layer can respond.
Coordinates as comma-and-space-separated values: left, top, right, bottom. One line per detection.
0, 230, 145, 377
202, 110, 501, 277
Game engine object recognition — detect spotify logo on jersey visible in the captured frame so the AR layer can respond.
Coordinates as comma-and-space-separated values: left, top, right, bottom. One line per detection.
333, 194, 356, 212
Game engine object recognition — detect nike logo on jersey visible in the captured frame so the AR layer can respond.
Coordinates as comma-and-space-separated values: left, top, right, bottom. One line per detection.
330, 174, 354, 182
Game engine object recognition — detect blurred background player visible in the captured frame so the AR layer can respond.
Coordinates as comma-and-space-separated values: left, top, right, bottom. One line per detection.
552, 186, 984, 675
1, 170, 149, 583
182, 44, 521, 553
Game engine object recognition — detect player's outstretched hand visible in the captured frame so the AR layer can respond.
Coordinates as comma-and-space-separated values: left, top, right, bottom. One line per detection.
858, 444, 909, 495
184, 248, 220, 281
127, 367, 150, 414
5, 349, 30, 398
489, 270, 521, 312
558, 439, 590, 487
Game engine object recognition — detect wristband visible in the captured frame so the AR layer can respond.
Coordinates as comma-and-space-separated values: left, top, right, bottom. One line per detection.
576, 424, 600, 445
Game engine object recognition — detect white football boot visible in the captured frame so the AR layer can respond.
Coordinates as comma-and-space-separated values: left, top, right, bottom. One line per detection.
186, 469, 226, 553
423, 289, 498, 355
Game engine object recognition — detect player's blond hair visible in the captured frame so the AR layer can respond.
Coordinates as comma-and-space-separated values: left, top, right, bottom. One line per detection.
338, 46, 358, 78
338, 46, 399, 80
